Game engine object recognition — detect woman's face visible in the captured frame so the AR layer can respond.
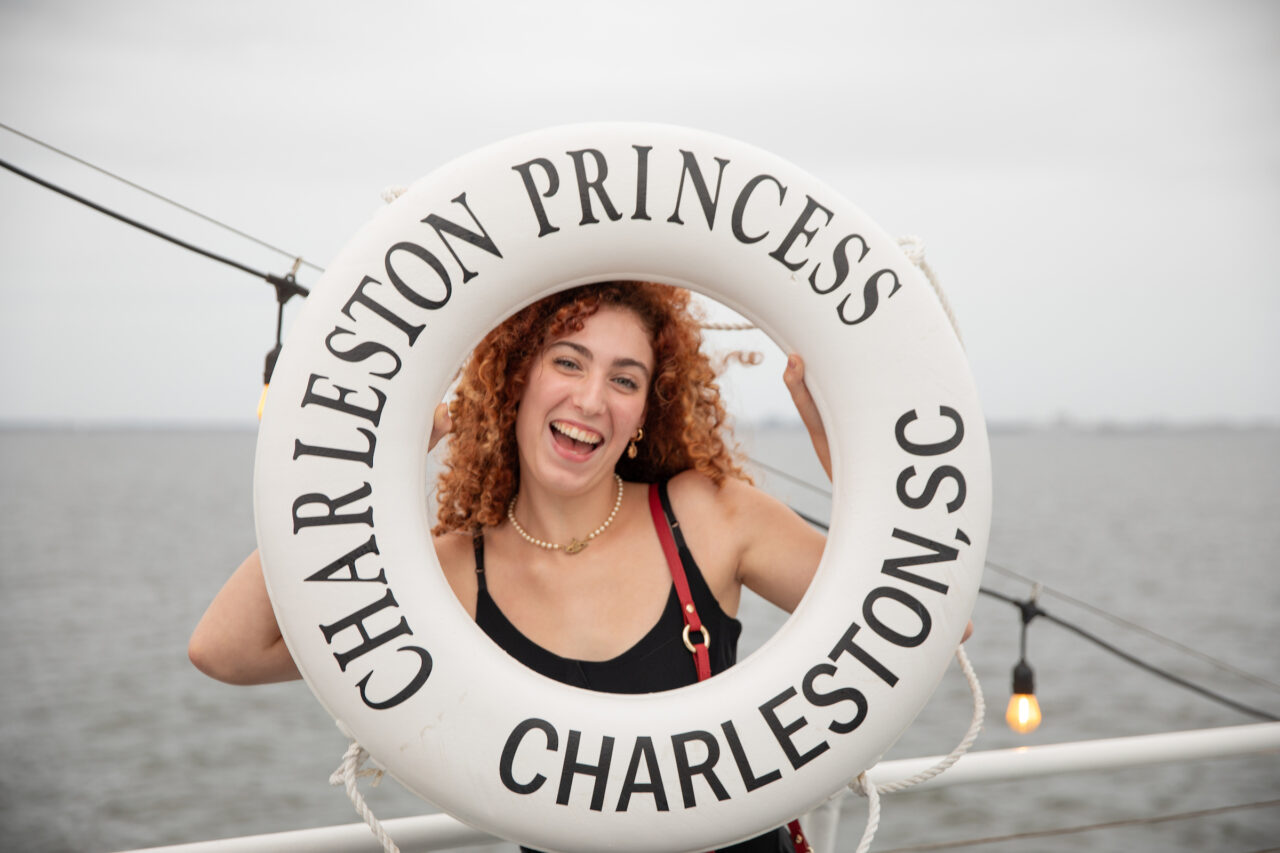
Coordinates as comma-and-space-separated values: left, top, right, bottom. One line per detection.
515, 305, 654, 495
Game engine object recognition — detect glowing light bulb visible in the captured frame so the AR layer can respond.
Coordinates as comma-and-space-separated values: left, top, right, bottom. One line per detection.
257, 384, 269, 420
1005, 658, 1042, 734
1005, 692, 1042, 733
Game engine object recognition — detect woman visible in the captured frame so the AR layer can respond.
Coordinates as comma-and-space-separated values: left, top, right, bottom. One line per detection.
191, 281, 833, 851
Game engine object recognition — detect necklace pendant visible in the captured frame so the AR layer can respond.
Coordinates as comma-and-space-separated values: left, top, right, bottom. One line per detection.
565, 538, 588, 555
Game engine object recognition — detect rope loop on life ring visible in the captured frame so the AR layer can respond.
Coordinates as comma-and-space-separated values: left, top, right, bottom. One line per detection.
850, 645, 985, 852
329, 741, 398, 853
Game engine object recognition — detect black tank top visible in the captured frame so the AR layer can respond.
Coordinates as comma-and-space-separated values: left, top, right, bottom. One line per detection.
474, 480, 794, 853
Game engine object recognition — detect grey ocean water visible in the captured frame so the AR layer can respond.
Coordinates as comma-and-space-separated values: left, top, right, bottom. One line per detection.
1, 427, 1277, 852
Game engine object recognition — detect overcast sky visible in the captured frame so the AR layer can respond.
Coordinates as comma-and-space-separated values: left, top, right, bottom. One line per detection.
1, 1, 1277, 426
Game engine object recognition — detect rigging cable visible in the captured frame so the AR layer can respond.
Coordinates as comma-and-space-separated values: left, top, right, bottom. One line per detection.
749, 456, 834, 497
747, 461, 1280, 698
767, 487, 1279, 721
0, 152, 309, 395
981, 586, 1278, 722
984, 557, 1280, 695
0, 156, 308, 306
0, 122, 324, 274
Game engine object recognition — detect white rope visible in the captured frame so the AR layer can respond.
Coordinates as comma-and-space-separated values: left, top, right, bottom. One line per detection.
849, 772, 883, 853
329, 741, 400, 853
700, 320, 758, 331
895, 235, 963, 348
698, 236, 963, 345
849, 645, 985, 851
381, 185, 408, 204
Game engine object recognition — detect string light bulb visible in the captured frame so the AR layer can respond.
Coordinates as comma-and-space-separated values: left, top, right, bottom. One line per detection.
1005, 587, 1044, 734
1005, 658, 1042, 733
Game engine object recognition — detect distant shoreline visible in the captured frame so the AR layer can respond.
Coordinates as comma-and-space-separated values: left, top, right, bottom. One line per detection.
3, 419, 1278, 435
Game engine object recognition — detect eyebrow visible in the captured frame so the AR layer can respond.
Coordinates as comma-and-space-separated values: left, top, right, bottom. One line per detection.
551, 341, 652, 378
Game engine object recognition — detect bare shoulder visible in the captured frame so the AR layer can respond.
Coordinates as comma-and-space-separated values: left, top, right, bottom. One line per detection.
433, 531, 479, 619
670, 469, 824, 613
667, 468, 784, 525
666, 469, 736, 526
665, 469, 780, 578
666, 467, 721, 503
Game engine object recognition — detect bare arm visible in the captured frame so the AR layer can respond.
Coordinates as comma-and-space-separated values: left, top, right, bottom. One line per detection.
711, 353, 826, 611
189, 549, 300, 684
190, 403, 455, 684
782, 354, 830, 481
728, 477, 826, 613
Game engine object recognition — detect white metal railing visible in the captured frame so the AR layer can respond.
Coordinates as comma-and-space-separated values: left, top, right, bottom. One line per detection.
125, 722, 1280, 853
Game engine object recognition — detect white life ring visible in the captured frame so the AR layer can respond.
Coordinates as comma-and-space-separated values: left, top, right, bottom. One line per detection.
254, 123, 991, 852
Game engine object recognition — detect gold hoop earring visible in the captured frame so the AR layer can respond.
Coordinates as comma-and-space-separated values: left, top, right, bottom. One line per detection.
627, 427, 644, 459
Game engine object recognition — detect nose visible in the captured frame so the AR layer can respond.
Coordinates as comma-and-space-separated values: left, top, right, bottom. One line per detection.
572, 375, 607, 416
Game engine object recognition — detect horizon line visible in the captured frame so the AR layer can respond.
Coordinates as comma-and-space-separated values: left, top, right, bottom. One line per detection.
2, 416, 1278, 434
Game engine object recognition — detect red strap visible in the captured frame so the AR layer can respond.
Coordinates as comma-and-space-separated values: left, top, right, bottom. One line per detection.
648, 484, 711, 681
787, 819, 812, 852
647, 483, 806, 853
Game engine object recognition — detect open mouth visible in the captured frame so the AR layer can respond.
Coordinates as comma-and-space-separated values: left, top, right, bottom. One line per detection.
550, 420, 603, 455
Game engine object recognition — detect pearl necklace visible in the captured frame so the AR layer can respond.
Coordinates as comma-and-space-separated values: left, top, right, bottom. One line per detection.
507, 474, 624, 555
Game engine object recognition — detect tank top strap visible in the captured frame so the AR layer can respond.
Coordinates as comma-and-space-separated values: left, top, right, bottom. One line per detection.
473, 533, 487, 591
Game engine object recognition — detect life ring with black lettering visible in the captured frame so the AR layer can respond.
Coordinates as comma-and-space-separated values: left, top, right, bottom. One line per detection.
254, 122, 991, 852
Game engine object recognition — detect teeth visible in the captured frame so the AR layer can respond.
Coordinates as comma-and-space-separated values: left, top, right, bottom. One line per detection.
552, 421, 602, 445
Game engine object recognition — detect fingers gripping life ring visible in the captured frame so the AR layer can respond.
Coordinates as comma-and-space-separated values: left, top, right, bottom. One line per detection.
254, 123, 991, 852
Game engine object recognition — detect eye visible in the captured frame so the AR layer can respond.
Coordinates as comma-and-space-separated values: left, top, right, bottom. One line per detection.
552, 356, 581, 371
612, 375, 642, 391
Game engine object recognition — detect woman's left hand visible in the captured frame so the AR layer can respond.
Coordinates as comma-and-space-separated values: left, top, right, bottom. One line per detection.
783, 354, 831, 481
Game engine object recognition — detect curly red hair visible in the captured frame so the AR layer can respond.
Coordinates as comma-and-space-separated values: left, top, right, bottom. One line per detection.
433, 281, 749, 534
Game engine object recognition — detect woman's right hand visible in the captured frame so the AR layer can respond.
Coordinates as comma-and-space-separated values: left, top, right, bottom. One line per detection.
429, 401, 453, 452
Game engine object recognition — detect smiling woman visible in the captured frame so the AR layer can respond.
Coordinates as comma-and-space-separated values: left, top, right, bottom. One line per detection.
429, 283, 805, 687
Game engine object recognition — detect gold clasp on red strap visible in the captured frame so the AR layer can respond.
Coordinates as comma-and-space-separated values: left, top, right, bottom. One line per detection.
682, 623, 710, 653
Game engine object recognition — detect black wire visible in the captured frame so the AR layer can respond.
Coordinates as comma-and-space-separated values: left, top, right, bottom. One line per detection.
0, 121, 324, 274
1042, 609, 1278, 721
749, 456, 833, 497
0, 156, 309, 298
987, 558, 1280, 694
766, 470, 1276, 721
751, 460, 1280, 697
981, 586, 1279, 722
778, 498, 1277, 719
791, 507, 829, 530
747, 456, 831, 527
